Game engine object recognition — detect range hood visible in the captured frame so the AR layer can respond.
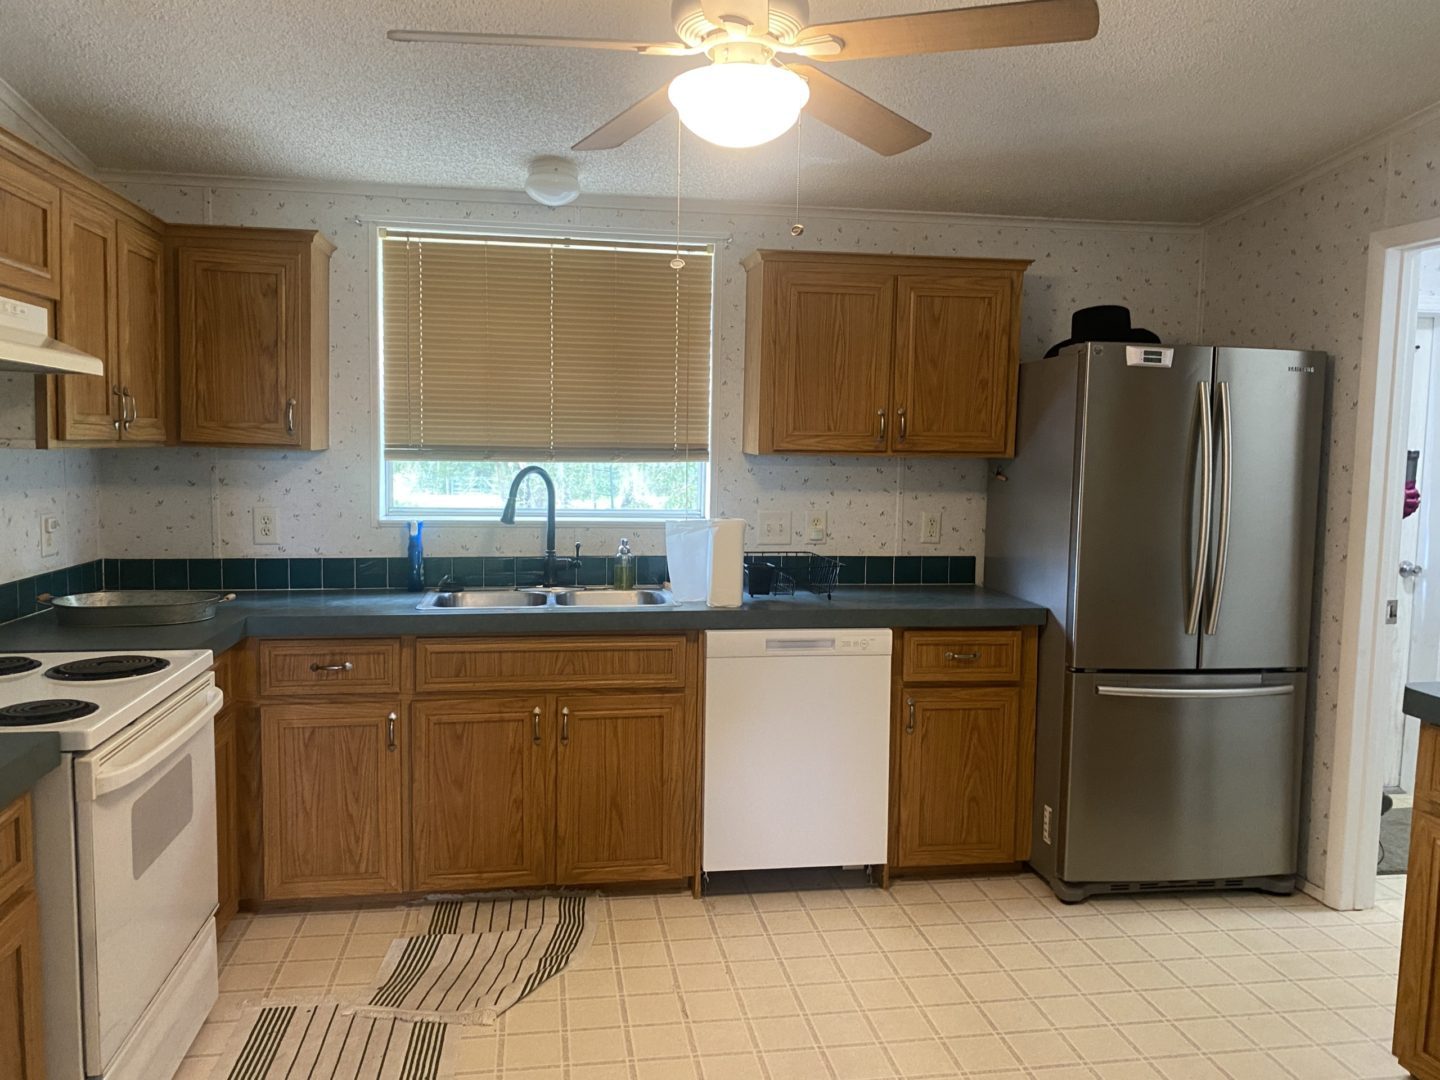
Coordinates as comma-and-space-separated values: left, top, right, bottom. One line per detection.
0, 296, 104, 377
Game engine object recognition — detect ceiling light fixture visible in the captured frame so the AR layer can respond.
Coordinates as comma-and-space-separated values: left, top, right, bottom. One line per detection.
667, 45, 810, 149
524, 156, 581, 206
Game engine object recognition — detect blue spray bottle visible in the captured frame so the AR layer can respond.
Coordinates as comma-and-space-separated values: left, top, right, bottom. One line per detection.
407, 521, 425, 591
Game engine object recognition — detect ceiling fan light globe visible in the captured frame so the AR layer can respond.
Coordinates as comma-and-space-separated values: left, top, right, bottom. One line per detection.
667, 62, 809, 148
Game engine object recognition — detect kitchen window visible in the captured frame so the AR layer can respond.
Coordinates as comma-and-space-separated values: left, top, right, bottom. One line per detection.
378, 228, 713, 521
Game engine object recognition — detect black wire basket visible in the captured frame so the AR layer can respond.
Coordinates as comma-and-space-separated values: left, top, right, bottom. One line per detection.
742, 551, 843, 599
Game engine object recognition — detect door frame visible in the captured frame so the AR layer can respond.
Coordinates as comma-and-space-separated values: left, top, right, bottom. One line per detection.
1330, 214, 1440, 910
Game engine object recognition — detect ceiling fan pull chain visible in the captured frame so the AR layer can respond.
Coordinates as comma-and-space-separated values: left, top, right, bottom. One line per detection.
791, 114, 805, 237
671, 114, 687, 270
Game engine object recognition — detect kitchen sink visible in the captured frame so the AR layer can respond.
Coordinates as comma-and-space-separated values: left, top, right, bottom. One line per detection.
553, 589, 671, 607
416, 590, 549, 609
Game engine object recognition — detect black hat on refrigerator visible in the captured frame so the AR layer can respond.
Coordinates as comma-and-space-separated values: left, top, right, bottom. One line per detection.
1044, 305, 1161, 358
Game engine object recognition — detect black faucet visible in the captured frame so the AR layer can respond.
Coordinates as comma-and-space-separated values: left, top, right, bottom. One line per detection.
500, 465, 582, 587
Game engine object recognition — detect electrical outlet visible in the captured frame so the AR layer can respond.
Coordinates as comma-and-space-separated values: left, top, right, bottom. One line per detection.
758, 510, 789, 546
921, 511, 942, 544
807, 511, 827, 543
253, 506, 279, 545
39, 514, 59, 559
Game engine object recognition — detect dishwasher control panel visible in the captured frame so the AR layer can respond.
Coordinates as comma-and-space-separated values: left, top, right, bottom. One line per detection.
834, 635, 888, 654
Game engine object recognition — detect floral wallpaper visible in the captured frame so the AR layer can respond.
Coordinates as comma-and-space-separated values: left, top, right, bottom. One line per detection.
83, 180, 1202, 582
1201, 110, 1440, 891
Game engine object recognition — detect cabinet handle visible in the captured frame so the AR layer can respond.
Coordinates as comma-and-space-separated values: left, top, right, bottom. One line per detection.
112, 385, 124, 431
532, 705, 542, 745
944, 651, 980, 662
897, 407, 907, 442
877, 408, 887, 443
906, 696, 916, 735
309, 660, 354, 673
285, 397, 297, 435
561, 705, 570, 744
386, 711, 397, 751
122, 388, 135, 431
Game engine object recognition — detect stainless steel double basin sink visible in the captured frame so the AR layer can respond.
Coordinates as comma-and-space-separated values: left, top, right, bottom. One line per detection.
417, 588, 671, 611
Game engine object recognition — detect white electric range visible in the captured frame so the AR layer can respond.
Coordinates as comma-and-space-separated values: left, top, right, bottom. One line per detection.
0, 649, 221, 1080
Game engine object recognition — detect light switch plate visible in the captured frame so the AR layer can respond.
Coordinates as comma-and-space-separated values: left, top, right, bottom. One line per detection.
254, 506, 279, 545
40, 514, 59, 559
759, 510, 789, 546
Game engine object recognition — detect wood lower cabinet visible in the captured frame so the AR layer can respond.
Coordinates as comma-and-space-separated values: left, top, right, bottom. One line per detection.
214, 705, 241, 933
0, 793, 45, 1080
555, 694, 694, 884
890, 627, 1037, 873
411, 697, 553, 891
1395, 722, 1440, 1076
261, 700, 404, 899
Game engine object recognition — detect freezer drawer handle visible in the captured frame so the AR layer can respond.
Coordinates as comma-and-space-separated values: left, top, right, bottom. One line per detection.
1095, 685, 1294, 700
1185, 381, 1214, 636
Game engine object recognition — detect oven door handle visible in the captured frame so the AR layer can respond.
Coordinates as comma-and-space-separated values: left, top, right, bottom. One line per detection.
79, 682, 223, 799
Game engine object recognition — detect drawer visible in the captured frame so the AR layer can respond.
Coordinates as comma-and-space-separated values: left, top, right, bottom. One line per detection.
259, 639, 402, 697
902, 630, 1023, 684
0, 793, 34, 910
416, 635, 688, 694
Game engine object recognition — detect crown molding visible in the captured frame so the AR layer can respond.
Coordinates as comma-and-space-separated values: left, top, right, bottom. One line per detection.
0, 76, 96, 175
1203, 96, 1440, 229
96, 168, 1202, 235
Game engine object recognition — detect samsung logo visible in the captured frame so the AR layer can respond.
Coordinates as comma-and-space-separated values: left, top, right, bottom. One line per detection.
1287, 365, 1316, 373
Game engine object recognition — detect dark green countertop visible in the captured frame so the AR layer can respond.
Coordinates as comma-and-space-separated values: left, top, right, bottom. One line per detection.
1405, 683, 1440, 726
0, 586, 1044, 653
0, 734, 61, 806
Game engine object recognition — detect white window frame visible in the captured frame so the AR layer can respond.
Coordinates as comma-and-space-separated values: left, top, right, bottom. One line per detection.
367, 218, 720, 526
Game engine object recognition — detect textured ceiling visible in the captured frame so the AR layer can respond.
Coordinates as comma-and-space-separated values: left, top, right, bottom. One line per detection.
3, 0, 1440, 221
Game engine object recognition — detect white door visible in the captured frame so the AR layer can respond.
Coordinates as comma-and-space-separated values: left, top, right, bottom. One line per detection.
72, 676, 221, 1073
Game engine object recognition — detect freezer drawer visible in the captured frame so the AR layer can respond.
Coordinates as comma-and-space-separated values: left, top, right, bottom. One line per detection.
1058, 672, 1303, 886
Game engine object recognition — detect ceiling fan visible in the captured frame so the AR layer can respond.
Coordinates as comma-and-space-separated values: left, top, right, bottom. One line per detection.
389, 0, 1100, 155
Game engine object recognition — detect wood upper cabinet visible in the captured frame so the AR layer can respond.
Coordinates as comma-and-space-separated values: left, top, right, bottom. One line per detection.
411, 697, 554, 891
555, 693, 695, 884
742, 251, 1028, 457
172, 227, 333, 449
0, 151, 59, 299
261, 700, 404, 899
114, 220, 167, 442
55, 191, 119, 441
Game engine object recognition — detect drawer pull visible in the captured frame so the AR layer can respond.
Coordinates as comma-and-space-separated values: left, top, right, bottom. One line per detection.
906, 696, 916, 735
309, 661, 354, 673
944, 651, 980, 662
386, 711, 397, 751
532, 705, 542, 745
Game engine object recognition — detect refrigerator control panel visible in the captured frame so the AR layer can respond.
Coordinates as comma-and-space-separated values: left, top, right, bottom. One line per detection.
1126, 345, 1174, 368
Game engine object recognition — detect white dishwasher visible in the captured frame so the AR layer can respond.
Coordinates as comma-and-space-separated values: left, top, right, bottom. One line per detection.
704, 628, 892, 872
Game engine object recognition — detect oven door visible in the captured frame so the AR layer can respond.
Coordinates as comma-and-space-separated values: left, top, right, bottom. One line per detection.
72, 675, 221, 1074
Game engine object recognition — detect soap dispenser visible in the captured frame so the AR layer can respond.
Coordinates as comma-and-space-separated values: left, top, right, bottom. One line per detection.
406, 521, 425, 591
613, 537, 636, 590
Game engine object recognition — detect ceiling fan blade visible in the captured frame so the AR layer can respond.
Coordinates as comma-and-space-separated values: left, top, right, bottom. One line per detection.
387, 29, 695, 56
794, 0, 1099, 61
572, 84, 677, 151
787, 65, 930, 156
700, 0, 771, 32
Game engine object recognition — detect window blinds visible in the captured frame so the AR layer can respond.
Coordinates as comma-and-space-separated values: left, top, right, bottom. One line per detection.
380, 231, 713, 461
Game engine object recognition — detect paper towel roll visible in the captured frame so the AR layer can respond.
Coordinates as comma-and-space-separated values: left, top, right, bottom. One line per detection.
707, 519, 746, 608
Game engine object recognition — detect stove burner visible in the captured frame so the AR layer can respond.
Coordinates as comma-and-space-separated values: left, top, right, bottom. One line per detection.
0, 699, 99, 725
0, 657, 41, 678
45, 655, 171, 682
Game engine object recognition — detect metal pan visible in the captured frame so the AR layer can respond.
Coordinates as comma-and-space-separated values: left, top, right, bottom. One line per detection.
44, 590, 237, 627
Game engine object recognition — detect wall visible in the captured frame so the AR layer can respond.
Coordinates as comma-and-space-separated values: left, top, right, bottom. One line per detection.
1200, 108, 1440, 890
0, 90, 102, 582
75, 179, 1205, 573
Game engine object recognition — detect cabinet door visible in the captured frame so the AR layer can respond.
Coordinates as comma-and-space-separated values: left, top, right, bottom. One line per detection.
892, 272, 1019, 454
1397, 807, 1440, 1074
0, 153, 59, 299
0, 891, 46, 1080
214, 706, 240, 934
261, 701, 404, 899
412, 697, 554, 891
555, 694, 694, 884
115, 220, 167, 442
767, 265, 894, 452
56, 191, 119, 442
895, 687, 1022, 867
178, 245, 302, 446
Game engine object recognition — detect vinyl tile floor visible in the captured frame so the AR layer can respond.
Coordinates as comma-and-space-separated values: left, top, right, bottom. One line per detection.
177, 870, 1408, 1080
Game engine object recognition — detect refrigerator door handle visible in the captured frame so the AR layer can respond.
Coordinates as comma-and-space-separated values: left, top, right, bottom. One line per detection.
1095, 685, 1295, 699
1185, 381, 1213, 635
1206, 381, 1234, 636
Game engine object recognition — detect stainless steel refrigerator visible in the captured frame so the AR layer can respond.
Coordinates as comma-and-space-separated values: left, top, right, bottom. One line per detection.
987, 342, 1326, 901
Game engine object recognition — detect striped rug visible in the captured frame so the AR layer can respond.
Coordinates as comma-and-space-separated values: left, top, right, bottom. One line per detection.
360, 893, 593, 1024
211, 1002, 453, 1080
